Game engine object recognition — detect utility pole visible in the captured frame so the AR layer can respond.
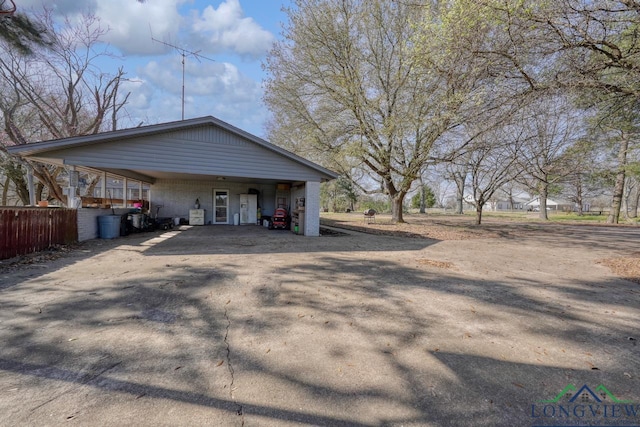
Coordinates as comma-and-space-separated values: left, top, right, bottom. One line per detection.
151, 37, 215, 120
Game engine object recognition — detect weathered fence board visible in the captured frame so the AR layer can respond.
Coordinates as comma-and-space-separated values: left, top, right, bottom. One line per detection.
0, 208, 78, 260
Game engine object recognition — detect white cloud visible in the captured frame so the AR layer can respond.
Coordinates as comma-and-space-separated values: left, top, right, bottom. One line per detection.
16, 0, 272, 136
95, 0, 185, 55
129, 56, 266, 135
19, 0, 185, 55
191, 0, 275, 57
20, 0, 274, 57
17, 0, 97, 15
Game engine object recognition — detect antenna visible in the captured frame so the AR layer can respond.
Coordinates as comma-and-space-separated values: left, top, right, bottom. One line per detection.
0, 0, 16, 15
151, 37, 215, 120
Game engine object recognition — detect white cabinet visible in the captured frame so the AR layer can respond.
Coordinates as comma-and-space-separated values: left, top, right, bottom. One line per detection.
189, 209, 205, 226
239, 194, 257, 225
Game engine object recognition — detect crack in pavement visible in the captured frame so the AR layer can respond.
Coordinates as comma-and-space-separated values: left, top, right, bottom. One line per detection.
223, 304, 244, 425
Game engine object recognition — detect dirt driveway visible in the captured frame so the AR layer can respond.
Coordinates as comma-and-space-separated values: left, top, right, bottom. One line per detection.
1, 221, 639, 426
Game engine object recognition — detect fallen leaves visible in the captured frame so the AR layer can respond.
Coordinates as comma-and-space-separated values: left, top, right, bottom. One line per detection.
596, 256, 640, 284
416, 258, 455, 269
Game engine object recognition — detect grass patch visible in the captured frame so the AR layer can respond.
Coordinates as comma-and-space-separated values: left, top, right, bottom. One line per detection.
551, 213, 608, 222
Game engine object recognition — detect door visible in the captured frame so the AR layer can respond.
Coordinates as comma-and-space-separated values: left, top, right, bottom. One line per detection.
213, 189, 229, 224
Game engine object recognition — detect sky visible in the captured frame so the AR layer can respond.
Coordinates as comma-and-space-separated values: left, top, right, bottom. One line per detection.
17, 0, 293, 137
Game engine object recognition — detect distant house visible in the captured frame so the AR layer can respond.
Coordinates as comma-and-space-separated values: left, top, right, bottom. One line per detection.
525, 197, 574, 212
494, 193, 530, 211
463, 192, 530, 211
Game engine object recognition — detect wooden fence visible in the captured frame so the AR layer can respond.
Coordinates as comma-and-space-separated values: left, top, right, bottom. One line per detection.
0, 208, 78, 260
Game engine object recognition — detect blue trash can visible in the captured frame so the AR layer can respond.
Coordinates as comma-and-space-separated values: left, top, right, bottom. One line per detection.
98, 215, 121, 239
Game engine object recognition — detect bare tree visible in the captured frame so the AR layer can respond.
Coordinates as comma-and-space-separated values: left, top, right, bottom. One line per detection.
423, 166, 453, 209
515, 95, 581, 220
462, 125, 524, 225
559, 138, 607, 215
0, 10, 129, 206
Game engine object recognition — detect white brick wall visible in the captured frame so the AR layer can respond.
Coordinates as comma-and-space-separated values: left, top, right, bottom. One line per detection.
151, 179, 278, 225
77, 208, 129, 241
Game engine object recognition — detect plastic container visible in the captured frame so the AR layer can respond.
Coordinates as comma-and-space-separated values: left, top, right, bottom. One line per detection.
233, 213, 240, 226
98, 215, 121, 239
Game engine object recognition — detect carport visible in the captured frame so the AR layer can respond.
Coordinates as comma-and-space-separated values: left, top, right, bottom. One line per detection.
7, 116, 338, 238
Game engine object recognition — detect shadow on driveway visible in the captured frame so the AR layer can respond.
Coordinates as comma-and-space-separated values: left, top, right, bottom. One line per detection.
1, 224, 639, 426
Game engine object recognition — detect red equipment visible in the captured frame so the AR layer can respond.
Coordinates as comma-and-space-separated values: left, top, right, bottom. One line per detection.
269, 208, 289, 230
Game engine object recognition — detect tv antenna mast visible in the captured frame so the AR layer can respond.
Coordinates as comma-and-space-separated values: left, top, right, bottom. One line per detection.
0, 0, 17, 15
151, 37, 215, 120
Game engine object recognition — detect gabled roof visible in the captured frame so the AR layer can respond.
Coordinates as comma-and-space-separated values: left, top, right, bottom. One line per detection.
7, 116, 339, 184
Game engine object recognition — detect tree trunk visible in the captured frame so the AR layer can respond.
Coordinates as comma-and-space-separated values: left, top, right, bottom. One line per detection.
575, 174, 584, 215
632, 187, 640, 218
454, 172, 465, 214
1, 175, 9, 205
475, 204, 483, 225
391, 193, 406, 223
622, 179, 630, 219
84, 174, 100, 197
539, 184, 549, 220
607, 136, 629, 224
419, 181, 426, 214
5, 161, 30, 205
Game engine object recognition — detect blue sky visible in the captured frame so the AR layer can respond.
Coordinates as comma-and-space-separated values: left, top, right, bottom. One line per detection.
17, 0, 293, 137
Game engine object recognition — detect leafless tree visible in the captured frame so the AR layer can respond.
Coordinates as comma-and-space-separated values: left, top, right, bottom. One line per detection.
0, 10, 129, 206
559, 138, 608, 215
462, 125, 525, 225
514, 94, 582, 220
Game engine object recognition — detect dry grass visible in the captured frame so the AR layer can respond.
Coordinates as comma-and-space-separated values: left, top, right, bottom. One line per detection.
416, 258, 455, 269
321, 212, 501, 240
597, 252, 640, 284
322, 212, 640, 284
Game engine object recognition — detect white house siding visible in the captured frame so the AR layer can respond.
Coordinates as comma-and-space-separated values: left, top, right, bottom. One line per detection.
151, 179, 278, 225
43, 125, 327, 183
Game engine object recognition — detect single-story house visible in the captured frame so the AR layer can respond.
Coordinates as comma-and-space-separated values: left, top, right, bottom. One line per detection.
7, 116, 338, 239
463, 192, 531, 211
524, 197, 574, 212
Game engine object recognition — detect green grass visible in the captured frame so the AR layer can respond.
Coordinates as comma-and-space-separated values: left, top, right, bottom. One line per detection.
550, 212, 608, 222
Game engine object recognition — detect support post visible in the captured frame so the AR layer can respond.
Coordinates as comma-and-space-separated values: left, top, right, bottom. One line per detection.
101, 172, 107, 199
123, 178, 128, 208
304, 181, 321, 237
27, 166, 36, 206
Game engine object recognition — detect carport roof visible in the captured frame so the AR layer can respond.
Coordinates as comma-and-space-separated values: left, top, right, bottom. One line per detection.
6, 116, 339, 184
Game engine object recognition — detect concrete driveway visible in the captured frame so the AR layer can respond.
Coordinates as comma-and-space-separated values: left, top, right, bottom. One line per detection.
1, 224, 639, 426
